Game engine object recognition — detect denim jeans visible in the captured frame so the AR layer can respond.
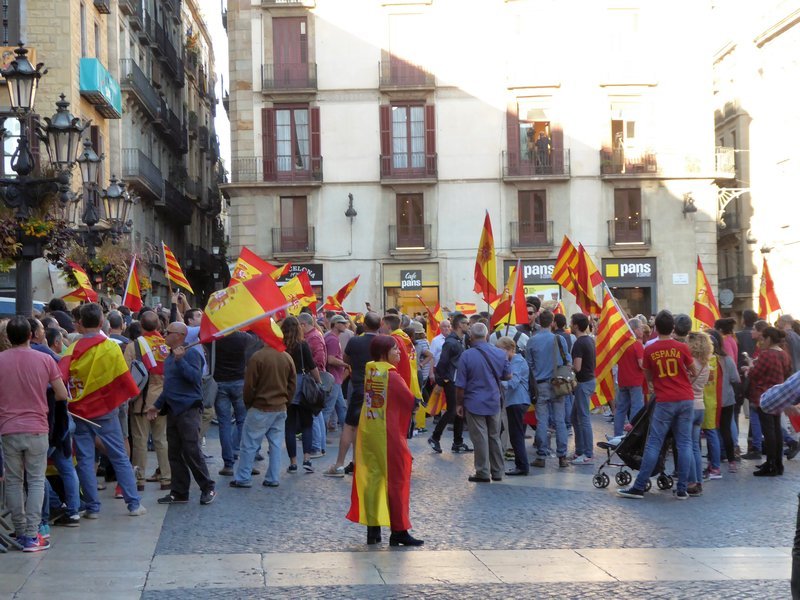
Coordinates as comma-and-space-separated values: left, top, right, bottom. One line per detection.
235, 408, 286, 485
572, 379, 596, 458
614, 385, 645, 437
312, 412, 326, 453
705, 428, 721, 470
49, 438, 81, 517
215, 380, 247, 467
324, 383, 345, 430
750, 404, 763, 451
564, 393, 574, 431
1, 433, 48, 538
689, 408, 705, 483
73, 408, 141, 513
633, 400, 693, 493
535, 383, 567, 457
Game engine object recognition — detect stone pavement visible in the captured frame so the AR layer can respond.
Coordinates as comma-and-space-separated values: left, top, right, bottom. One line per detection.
2, 413, 798, 598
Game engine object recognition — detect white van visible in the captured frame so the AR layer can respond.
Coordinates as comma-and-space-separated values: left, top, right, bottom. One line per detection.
0, 297, 47, 317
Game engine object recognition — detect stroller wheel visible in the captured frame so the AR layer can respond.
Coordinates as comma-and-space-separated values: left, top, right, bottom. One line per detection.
593, 473, 610, 489
644, 478, 652, 492
656, 474, 672, 490
601, 473, 610, 488
614, 471, 631, 486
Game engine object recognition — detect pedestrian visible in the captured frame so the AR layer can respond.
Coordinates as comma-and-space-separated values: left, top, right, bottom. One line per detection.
614, 317, 645, 436
298, 312, 328, 458
346, 335, 422, 547
147, 322, 216, 505
496, 336, 530, 476
211, 330, 249, 477
323, 315, 351, 435
455, 323, 511, 483
570, 313, 596, 465
707, 329, 741, 472
686, 331, 712, 497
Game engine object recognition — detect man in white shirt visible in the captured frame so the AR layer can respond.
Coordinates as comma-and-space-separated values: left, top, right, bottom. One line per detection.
430, 319, 451, 368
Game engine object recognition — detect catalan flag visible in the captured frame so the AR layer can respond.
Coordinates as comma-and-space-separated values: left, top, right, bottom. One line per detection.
574, 245, 602, 316
122, 256, 143, 312
230, 246, 273, 285
474, 211, 498, 304
281, 271, 317, 316
591, 289, 637, 408
454, 302, 477, 315
691, 256, 720, 331
758, 257, 782, 320
553, 236, 579, 295
322, 276, 360, 311
162, 242, 194, 294
60, 335, 140, 420
490, 260, 527, 330
63, 261, 98, 303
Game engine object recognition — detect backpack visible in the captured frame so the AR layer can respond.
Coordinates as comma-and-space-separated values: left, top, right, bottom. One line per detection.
493, 329, 525, 354
130, 339, 149, 398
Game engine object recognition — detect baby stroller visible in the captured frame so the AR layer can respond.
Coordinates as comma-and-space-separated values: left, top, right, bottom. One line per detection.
592, 400, 675, 491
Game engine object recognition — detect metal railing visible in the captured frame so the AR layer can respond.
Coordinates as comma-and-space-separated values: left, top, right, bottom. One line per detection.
199, 126, 209, 151
157, 179, 192, 226
272, 227, 315, 254
262, 0, 316, 6
510, 221, 553, 249
389, 224, 432, 251
379, 59, 435, 88
503, 150, 570, 178
119, 0, 137, 17
600, 149, 658, 175
607, 219, 652, 247
231, 156, 323, 183
380, 154, 437, 180
184, 176, 201, 199
262, 63, 317, 91
139, 13, 155, 46
600, 147, 738, 178
119, 59, 160, 119
719, 275, 754, 296
121, 148, 163, 199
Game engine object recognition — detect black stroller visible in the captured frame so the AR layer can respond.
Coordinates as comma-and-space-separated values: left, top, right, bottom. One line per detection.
592, 400, 675, 491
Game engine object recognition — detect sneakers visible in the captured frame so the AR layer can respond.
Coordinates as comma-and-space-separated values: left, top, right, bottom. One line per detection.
742, 450, 762, 460
687, 483, 703, 497
532, 457, 546, 468
302, 460, 314, 473
706, 467, 722, 480
570, 455, 594, 465
308, 450, 326, 459
200, 489, 216, 505
157, 493, 189, 505
218, 466, 234, 477
64, 514, 81, 527
262, 481, 280, 488
344, 461, 354, 475
675, 490, 689, 500
617, 487, 644, 499
287, 464, 298, 474
82, 511, 100, 520
128, 505, 147, 516
114, 485, 124, 499
728, 462, 738, 473
452, 443, 473, 453
427, 437, 442, 454
558, 456, 569, 468
323, 465, 345, 478
38, 523, 50, 539
22, 534, 50, 553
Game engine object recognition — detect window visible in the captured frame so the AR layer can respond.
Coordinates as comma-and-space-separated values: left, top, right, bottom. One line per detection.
2, 117, 20, 177
80, 3, 88, 57
396, 193, 424, 248
613, 188, 643, 243
279, 196, 309, 252
276, 107, 309, 172
506, 100, 563, 176
517, 190, 548, 244
94, 22, 101, 58
380, 104, 436, 178
271, 17, 309, 88
262, 106, 321, 182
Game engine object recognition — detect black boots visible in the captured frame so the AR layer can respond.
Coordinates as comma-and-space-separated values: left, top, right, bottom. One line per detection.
367, 526, 381, 545
389, 530, 424, 547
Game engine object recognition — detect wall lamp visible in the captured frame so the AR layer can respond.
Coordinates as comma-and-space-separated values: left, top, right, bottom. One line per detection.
682, 193, 698, 217
345, 193, 357, 219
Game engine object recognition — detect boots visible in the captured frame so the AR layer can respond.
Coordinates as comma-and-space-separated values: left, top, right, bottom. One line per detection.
367, 526, 382, 545
389, 530, 424, 547
754, 461, 777, 476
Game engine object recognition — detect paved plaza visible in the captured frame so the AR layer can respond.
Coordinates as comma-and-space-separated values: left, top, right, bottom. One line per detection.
1, 415, 796, 599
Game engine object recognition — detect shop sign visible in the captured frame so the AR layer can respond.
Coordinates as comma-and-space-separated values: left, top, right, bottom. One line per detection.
400, 269, 423, 291
277, 263, 324, 286
602, 258, 657, 283
504, 259, 557, 284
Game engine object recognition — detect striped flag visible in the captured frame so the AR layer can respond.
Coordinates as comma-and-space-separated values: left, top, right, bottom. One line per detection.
417, 296, 444, 343
574, 245, 602, 316
553, 236, 579, 295
454, 302, 477, 315
162, 242, 194, 294
473, 211, 498, 303
691, 256, 720, 331
322, 276, 360, 311
122, 256, 143, 312
758, 257, 782, 320
230, 246, 273, 285
280, 271, 317, 316
553, 299, 567, 315
63, 261, 98, 303
490, 260, 527, 329
591, 288, 637, 408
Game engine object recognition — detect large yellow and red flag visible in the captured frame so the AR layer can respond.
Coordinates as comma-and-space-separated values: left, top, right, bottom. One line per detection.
574, 245, 602, 316
198, 273, 289, 344
474, 211, 498, 304
122, 256, 143, 312
417, 296, 445, 343
60, 336, 140, 420
553, 236, 579, 295
758, 257, 782, 320
591, 289, 637, 408
281, 271, 317, 316
322, 275, 360, 311
490, 260, 527, 329
62, 261, 98, 303
691, 256, 720, 331
162, 242, 194, 294
230, 246, 272, 285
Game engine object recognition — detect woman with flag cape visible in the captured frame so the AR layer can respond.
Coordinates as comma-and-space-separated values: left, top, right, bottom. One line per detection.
346, 335, 423, 547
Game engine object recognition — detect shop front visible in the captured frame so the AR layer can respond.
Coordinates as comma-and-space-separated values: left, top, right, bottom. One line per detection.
503, 259, 561, 307
383, 263, 439, 316
275, 263, 324, 302
601, 257, 657, 317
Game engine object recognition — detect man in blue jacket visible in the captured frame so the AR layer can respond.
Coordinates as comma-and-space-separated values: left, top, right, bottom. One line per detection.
147, 322, 216, 505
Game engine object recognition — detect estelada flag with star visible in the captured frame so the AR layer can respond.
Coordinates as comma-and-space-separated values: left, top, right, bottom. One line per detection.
322, 276, 360, 310
691, 256, 720, 331
230, 246, 291, 284
122, 256, 143, 312
62, 261, 98, 303
280, 271, 317, 316
758, 257, 782, 320
162, 242, 194, 294
474, 210, 498, 304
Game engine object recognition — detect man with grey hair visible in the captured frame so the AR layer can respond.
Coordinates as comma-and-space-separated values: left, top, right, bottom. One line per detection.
614, 317, 645, 436
455, 322, 511, 483
777, 315, 800, 373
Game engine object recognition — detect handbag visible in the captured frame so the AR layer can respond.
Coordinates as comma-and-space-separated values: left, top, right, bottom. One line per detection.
201, 341, 218, 409
550, 337, 576, 398
298, 345, 326, 415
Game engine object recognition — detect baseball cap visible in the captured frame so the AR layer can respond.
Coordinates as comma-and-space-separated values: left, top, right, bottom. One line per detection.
330, 315, 348, 325
673, 314, 692, 337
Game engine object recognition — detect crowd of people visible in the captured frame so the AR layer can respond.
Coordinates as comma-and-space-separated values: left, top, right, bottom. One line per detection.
2, 292, 800, 552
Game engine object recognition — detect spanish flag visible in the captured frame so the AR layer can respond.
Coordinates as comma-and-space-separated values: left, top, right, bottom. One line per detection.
63, 261, 98, 303
162, 242, 194, 294
60, 336, 141, 420
248, 317, 286, 352
758, 257, 782, 320
691, 256, 720, 331
322, 276, 360, 310
455, 302, 477, 315
281, 271, 317, 316
230, 246, 271, 285
122, 256, 143, 312
474, 211, 498, 304
418, 297, 444, 344
553, 299, 567, 315
591, 288, 636, 408
553, 236, 579, 295
490, 260, 527, 329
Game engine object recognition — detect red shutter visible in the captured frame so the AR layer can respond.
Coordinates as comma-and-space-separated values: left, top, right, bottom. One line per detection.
379, 104, 391, 177
424, 104, 436, 176
310, 106, 321, 177
551, 124, 564, 174
506, 100, 519, 176
262, 107, 276, 181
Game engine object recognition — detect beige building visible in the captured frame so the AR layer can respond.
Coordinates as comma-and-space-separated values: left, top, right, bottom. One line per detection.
713, 0, 800, 318
223, 0, 728, 317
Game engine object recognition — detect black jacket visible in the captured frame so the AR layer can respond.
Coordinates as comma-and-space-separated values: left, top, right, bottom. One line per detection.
435, 332, 465, 383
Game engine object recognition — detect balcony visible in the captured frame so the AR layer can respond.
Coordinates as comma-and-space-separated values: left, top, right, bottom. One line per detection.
389, 224, 432, 256
121, 148, 164, 200
93, 0, 111, 14
188, 111, 199, 137
222, 6, 227, 30
380, 154, 437, 183
715, 146, 736, 179
156, 179, 193, 226
510, 221, 554, 251
79, 58, 121, 119
600, 149, 657, 176
158, 30, 180, 79
719, 275, 754, 297
119, 59, 160, 119
261, 63, 317, 93
199, 126, 209, 152
600, 147, 738, 179
502, 150, 570, 181
152, 22, 165, 58
607, 219, 652, 251
138, 13, 155, 46
119, 0, 137, 16
272, 227, 315, 257
163, 0, 180, 23
379, 57, 435, 90
230, 155, 323, 184
184, 176, 201, 200
718, 210, 742, 232
185, 244, 213, 273
262, 0, 315, 6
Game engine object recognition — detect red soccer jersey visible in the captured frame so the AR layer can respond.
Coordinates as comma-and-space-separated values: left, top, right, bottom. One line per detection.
643, 338, 694, 402
617, 341, 644, 387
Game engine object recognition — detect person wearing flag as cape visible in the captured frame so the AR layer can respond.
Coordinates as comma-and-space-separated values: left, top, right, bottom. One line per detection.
346, 335, 423, 547
60, 303, 146, 518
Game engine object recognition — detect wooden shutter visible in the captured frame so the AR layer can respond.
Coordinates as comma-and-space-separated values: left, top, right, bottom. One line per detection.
379, 104, 392, 177
262, 107, 276, 181
551, 124, 564, 174
506, 100, 519, 175
424, 104, 436, 176
310, 106, 321, 158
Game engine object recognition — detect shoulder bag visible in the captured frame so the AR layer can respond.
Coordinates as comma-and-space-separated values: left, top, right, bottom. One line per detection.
201, 341, 218, 409
551, 336, 576, 398
475, 345, 506, 406
130, 338, 150, 402
298, 344, 326, 415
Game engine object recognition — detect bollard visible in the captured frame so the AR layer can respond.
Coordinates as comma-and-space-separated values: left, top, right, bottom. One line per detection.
792, 492, 800, 599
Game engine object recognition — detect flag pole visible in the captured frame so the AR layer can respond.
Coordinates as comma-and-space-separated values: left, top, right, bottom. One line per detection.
601, 281, 636, 337
504, 259, 522, 337
162, 242, 174, 305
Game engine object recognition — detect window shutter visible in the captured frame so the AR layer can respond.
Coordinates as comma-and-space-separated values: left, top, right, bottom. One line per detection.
551, 124, 564, 174
262, 107, 276, 181
506, 100, 519, 175
310, 106, 321, 176
424, 104, 436, 176
379, 104, 391, 177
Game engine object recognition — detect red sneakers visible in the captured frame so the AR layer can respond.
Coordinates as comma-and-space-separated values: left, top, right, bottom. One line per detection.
22, 534, 50, 553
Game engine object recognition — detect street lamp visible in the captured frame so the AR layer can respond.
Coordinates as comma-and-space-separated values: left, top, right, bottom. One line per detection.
2, 43, 44, 115
42, 94, 85, 172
